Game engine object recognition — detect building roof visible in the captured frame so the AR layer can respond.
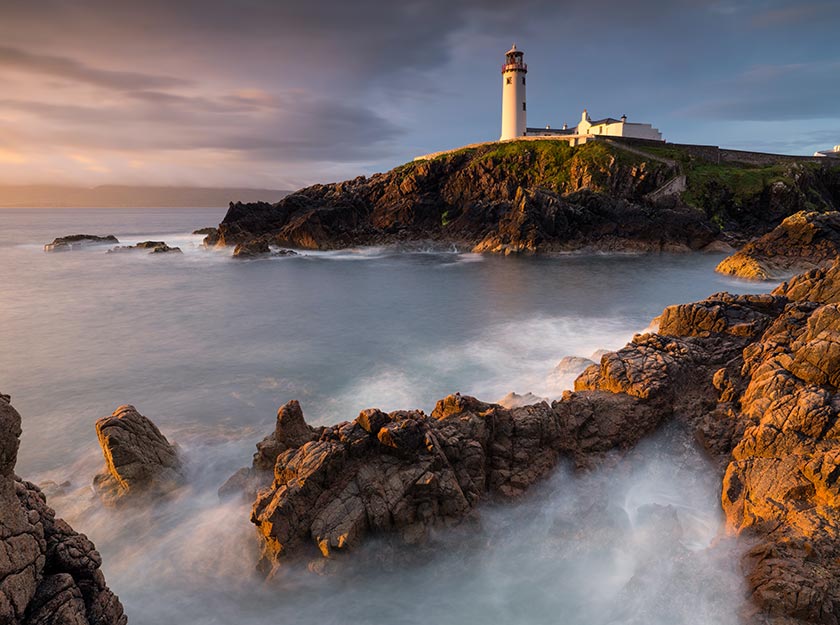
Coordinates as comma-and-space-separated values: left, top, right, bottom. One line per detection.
588, 117, 622, 126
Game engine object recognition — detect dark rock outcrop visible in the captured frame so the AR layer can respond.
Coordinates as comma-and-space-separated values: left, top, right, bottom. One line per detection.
107, 241, 182, 254
192, 227, 217, 236
0, 395, 126, 625
207, 142, 719, 254
207, 141, 840, 255
44, 235, 118, 252
93, 405, 184, 506
717, 210, 840, 280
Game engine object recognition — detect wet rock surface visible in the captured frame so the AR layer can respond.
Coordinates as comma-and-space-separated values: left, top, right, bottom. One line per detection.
107, 241, 182, 254
717, 211, 840, 280
235, 258, 840, 624
44, 235, 118, 252
0, 395, 126, 625
93, 405, 184, 506
232, 238, 298, 258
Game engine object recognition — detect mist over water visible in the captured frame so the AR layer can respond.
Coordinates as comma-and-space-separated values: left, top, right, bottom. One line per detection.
0, 208, 770, 624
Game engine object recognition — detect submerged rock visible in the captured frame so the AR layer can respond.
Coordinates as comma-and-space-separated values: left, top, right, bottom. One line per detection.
0, 394, 126, 625
192, 227, 217, 236
93, 405, 184, 506
107, 241, 182, 254
716, 210, 840, 280
44, 234, 118, 252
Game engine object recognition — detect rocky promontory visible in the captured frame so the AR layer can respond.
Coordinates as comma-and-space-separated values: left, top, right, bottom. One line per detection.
716, 210, 840, 280
0, 395, 126, 625
205, 140, 840, 255
234, 259, 840, 624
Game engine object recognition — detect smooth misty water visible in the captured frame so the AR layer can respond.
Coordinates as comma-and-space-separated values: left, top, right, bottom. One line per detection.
0, 208, 771, 625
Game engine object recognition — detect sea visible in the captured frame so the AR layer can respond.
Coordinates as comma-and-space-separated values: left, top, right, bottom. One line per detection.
1, 207, 772, 625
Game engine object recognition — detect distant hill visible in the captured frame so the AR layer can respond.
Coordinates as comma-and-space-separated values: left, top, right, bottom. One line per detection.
0, 185, 291, 208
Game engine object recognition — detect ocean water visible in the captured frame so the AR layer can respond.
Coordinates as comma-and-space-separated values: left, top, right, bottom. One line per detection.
0, 207, 771, 625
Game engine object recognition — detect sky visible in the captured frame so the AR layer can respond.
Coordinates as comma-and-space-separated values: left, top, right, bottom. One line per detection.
0, 0, 838, 190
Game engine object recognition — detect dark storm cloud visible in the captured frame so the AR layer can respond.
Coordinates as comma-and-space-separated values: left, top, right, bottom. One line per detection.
0, 46, 190, 90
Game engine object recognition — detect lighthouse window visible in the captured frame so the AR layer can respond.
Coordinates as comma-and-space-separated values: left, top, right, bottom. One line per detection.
522, 77, 526, 85
522, 102, 526, 111
506, 77, 512, 85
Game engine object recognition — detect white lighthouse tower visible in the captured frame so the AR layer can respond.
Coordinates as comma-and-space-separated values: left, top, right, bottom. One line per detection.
500, 44, 527, 141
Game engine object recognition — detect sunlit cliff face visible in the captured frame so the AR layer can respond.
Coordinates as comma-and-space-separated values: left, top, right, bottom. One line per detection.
1, 1, 839, 189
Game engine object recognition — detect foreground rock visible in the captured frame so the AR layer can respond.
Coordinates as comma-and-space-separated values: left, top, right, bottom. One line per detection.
716, 210, 840, 280
236, 260, 840, 624
107, 240, 182, 254
241, 289, 759, 571
93, 405, 184, 506
44, 234, 118, 252
0, 394, 126, 624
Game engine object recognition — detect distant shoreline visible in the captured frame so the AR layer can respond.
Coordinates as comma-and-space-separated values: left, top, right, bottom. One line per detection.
0, 185, 290, 209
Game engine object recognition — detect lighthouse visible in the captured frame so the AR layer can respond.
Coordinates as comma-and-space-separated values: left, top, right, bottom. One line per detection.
500, 44, 527, 141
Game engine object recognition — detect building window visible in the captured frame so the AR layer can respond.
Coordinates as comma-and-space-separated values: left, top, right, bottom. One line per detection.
506, 77, 512, 85
522, 102, 526, 111
522, 77, 526, 85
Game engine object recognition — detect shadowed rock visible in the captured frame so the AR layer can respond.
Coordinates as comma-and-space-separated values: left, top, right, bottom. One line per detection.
44, 235, 118, 252
0, 395, 126, 625
232, 238, 298, 258
93, 405, 183, 506
107, 241, 182, 254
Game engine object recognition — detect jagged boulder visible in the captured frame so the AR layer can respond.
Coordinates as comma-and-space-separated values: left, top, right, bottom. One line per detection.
0, 394, 126, 625
44, 235, 118, 252
716, 210, 840, 280
93, 405, 183, 506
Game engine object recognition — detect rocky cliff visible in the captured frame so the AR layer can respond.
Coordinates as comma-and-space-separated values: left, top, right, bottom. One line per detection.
206, 140, 840, 255
0, 395, 126, 625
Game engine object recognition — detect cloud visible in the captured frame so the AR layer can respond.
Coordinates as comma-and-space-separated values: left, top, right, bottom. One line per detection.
677, 61, 840, 121
751, 1, 838, 27
0, 46, 190, 90
0, 90, 402, 162
0, 0, 836, 184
